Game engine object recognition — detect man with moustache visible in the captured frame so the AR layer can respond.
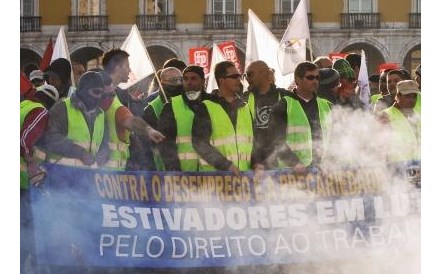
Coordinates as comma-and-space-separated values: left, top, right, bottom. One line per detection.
267, 61, 332, 170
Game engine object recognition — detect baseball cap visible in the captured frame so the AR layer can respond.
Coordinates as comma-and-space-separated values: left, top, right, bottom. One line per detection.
397, 80, 420, 95
29, 70, 45, 82
36, 84, 59, 102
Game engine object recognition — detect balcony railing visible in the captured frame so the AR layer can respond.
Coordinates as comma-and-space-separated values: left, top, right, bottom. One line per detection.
136, 15, 176, 30
409, 13, 421, 29
204, 14, 244, 30
20, 16, 41, 32
272, 13, 313, 29
68, 16, 108, 31
341, 13, 380, 29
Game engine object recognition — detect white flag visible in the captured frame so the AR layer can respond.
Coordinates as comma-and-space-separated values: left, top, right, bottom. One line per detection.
277, 0, 309, 76
245, 9, 294, 89
51, 26, 75, 88
206, 43, 227, 94
51, 26, 71, 63
119, 25, 156, 90
358, 50, 371, 110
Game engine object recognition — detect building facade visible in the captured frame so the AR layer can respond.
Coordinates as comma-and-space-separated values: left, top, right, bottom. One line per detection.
20, 0, 421, 77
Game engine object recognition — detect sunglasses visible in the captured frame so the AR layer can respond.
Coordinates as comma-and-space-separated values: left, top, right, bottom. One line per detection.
224, 74, 243, 79
304, 75, 320, 81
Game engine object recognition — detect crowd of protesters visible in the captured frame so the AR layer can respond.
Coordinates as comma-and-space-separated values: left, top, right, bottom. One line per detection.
20, 49, 421, 273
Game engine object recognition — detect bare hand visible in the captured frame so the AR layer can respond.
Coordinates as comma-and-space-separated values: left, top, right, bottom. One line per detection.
147, 127, 166, 144
80, 152, 95, 166
95, 151, 109, 167
228, 164, 240, 177
253, 163, 265, 180
27, 161, 46, 186
292, 162, 307, 174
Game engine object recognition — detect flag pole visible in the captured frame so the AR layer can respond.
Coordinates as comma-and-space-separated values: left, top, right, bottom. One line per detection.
308, 38, 314, 62
154, 71, 169, 104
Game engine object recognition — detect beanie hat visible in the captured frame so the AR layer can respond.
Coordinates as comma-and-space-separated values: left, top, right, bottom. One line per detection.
183, 65, 205, 79
333, 59, 355, 79
77, 71, 104, 92
45, 58, 72, 84
319, 68, 340, 89
36, 84, 59, 102
397, 80, 420, 95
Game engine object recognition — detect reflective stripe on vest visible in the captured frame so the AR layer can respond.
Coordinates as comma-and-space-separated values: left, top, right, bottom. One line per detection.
200, 100, 253, 171
147, 96, 165, 170
171, 95, 198, 171
104, 97, 130, 170
283, 96, 332, 167
383, 106, 420, 162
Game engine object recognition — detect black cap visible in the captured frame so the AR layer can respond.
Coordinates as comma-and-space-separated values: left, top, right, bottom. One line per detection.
183, 65, 205, 79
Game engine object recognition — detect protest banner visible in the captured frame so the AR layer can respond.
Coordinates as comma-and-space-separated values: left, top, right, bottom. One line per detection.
31, 164, 420, 269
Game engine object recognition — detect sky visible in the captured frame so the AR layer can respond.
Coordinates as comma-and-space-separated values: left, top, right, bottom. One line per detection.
7, 1, 439, 273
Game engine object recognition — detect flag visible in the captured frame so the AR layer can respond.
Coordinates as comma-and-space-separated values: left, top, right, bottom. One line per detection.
20, 72, 35, 99
218, 41, 242, 74
329, 52, 348, 61
51, 26, 75, 88
246, 9, 294, 89
119, 25, 156, 90
277, 0, 309, 76
39, 38, 53, 71
189, 47, 211, 76
358, 50, 371, 110
206, 43, 227, 94
51, 27, 71, 63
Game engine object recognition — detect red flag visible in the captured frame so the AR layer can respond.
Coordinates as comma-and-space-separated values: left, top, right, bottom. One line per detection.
218, 41, 242, 73
188, 47, 211, 76
20, 72, 35, 99
39, 38, 53, 71
378, 63, 399, 74
328, 52, 348, 61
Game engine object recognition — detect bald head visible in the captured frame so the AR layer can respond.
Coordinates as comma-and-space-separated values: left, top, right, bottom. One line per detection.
245, 60, 272, 93
160, 67, 182, 84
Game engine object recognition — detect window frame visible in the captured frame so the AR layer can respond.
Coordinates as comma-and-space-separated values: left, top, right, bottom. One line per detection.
21, 0, 39, 16
139, 0, 174, 15
71, 0, 106, 16
207, 0, 241, 14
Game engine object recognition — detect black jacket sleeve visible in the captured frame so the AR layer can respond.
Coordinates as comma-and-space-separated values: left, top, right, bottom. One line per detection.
158, 103, 181, 171
192, 103, 233, 171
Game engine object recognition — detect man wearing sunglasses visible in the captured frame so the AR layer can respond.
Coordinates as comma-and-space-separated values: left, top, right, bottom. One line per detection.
267, 61, 332, 170
44, 71, 109, 168
192, 61, 254, 175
